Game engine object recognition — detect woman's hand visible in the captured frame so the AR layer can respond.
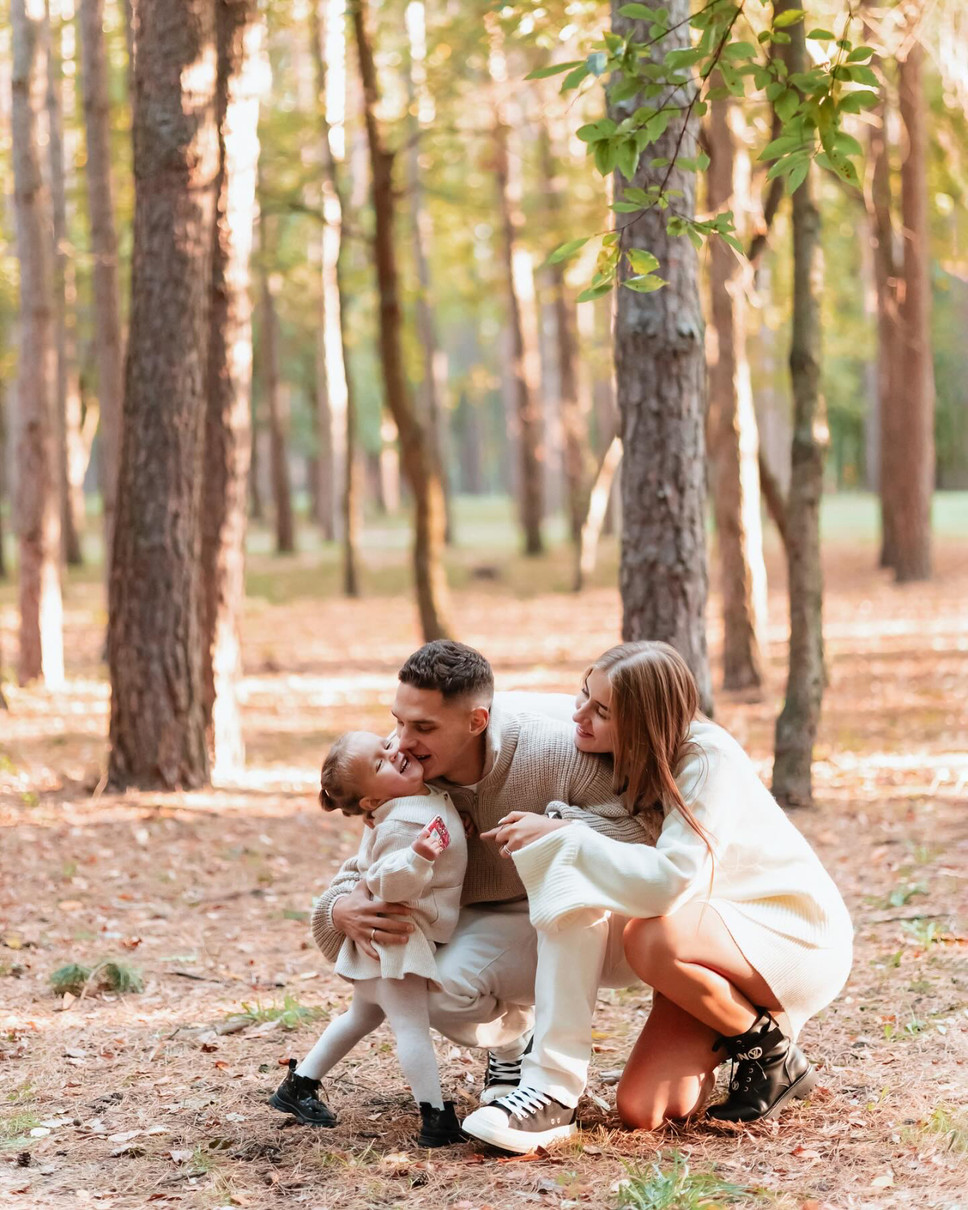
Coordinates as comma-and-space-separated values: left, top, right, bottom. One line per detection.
331, 882, 414, 959
481, 811, 570, 857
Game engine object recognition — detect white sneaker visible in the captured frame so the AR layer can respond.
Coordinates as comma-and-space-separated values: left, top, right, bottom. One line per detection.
462, 1086, 577, 1153
479, 1032, 533, 1106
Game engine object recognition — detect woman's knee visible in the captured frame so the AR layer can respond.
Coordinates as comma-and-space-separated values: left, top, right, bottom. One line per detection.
623, 915, 677, 977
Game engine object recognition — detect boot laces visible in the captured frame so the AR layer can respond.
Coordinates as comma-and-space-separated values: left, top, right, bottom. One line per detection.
495, 1086, 554, 1118
729, 1051, 767, 1094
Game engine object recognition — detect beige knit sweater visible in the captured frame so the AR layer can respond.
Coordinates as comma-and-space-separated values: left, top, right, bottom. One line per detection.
512, 719, 854, 1035
311, 699, 655, 963
334, 788, 466, 983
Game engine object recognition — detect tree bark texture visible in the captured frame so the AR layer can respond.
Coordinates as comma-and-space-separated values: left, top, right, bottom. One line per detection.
11, 0, 65, 688
489, 29, 544, 556
705, 91, 767, 693
258, 247, 295, 555
352, 0, 452, 640
892, 38, 934, 582
46, 13, 85, 566
0, 385, 8, 581
611, 0, 711, 713
311, 0, 360, 595
200, 0, 262, 778
107, 0, 219, 789
78, 0, 124, 583
772, 0, 827, 809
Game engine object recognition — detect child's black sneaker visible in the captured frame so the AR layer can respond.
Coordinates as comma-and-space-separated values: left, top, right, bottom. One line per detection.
269, 1059, 337, 1126
417, 1100, 464, 1147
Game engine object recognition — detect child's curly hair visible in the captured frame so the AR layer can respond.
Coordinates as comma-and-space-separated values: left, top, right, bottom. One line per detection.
319, 733, 367, 817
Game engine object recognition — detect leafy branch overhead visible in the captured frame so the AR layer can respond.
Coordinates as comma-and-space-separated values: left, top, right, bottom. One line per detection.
530, 0, 880, 296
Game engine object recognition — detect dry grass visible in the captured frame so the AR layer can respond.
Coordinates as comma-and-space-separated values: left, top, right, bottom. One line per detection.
1, 532, 967, 1209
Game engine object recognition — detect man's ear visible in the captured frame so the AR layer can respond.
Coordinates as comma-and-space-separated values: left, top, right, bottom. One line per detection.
468, 705, 489, 736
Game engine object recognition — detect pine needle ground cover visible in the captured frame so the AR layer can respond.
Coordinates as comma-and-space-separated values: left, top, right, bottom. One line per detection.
1, 532, 966, 1209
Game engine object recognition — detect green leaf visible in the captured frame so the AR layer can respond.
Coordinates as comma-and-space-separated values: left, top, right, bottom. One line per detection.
577, 123, 603, 144
719, 231, 745, 254
838, 88, 880, 113
610, 75, 643, 104
526, 61, 584, 81
577, 280, 616, 303
775, 88, 799, 123
787, 160, 809, 193
617, 2, 654, 18
723, 40, 758, 61
624, 274, 666, 293
562, 64, 591, 92
847, 45, 875, 63
695, 150, 710, 171
773, 8, 805, 28
616, 140, 640, 180
588, 51, 609, 77
831, 130, 863, 158
627, 248, 660, 275
665, 47, 703, 69
548, 237, 590, 265
846, 64, 879, 87
685, 227, 703, 249
806, 28, 835, 41
612, 201, 643, 212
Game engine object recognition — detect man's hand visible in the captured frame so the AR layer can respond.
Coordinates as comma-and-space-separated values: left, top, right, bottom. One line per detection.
481, 811, 570, 856
331, 882, 414, 959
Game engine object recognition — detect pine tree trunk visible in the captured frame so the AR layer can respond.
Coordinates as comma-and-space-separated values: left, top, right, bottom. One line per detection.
351, 0, 451, 640
488, 23, 544, 556
611, 0, 710, 712
12, 0, 65, 688
78, 0, 124, 583
706, 90, 766, 693
311, 0, 360, 595
772, 0, 827, 809
892, 38, 934, 582
0, 385, 8, 581
46, 15, 85, 566
406, 0, 453, 544
107, 0, 218, 789
200, 0, 262, 779
258, 245, 295, 555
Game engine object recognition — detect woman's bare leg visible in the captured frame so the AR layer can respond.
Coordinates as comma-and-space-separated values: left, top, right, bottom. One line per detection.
617, 901, 783, 1130
623, 900, 781, 1036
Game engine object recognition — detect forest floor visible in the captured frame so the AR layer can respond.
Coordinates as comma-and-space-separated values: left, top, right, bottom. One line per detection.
1, 514, 967, 1210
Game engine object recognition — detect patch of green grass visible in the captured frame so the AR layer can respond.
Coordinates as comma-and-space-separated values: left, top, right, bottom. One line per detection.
883, 1015, 927, 1041
902, 918, 946, 947
4, 1081, 33, 1106
614, 1151, 751, 1209
884, 882, 928, 909
49, 960, 144, 996
0, 1111, 41, 1148
238, 993, 324, 1030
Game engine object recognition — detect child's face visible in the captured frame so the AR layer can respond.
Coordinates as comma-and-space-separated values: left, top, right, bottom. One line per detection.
346, 732, 425, 809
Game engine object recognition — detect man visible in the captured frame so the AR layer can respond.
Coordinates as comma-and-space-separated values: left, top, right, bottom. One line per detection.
310, 641, 646, 1149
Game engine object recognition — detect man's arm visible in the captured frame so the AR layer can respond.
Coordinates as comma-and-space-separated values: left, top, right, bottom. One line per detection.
310, 851, 414, 962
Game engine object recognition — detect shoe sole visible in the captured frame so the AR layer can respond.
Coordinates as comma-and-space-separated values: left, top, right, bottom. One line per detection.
462, 1117, 577, 1154
761, 1065, 818, 1121
268, 1092, 337, 1127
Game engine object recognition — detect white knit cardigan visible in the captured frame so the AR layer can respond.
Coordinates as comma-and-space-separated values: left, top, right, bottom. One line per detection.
512, 719, 853, 1036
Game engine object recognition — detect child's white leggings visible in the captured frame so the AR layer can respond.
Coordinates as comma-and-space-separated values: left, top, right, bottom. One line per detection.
296, 973, 443, 1108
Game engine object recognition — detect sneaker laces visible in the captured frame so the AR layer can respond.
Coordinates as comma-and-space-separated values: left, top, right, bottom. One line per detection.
485, 1052, 523, 1085
495, 1086, 554, 1117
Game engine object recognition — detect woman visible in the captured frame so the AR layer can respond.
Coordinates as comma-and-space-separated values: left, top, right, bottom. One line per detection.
473, 641, 852, 1139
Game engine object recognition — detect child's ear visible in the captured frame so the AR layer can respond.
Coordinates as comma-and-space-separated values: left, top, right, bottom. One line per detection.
359, 795, 385, 814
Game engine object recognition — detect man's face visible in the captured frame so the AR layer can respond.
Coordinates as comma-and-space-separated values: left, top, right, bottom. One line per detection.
391, 682, 486, 783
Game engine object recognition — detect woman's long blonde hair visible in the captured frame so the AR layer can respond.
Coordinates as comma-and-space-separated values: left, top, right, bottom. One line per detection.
589, 640, 712, 852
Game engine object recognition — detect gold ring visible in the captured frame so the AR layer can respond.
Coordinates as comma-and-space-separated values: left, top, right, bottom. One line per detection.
370, 927, 376, 943
501, 844, 511, 857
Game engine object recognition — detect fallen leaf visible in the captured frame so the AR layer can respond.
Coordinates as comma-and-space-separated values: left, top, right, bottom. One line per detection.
108, 1130, 142, 1144
169, 1150, 193, 1164
870, 1171, 895, 1189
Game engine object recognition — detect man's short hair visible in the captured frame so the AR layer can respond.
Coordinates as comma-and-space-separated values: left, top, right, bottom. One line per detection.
398, 640, 494, 703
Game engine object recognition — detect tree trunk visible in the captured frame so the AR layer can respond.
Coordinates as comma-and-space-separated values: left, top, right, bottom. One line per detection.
406, 0, 453, 544
200, 0, 262, 779
351, 0, 451, 640
310, 0, 360, 595
107, 0, 218, 789
892, 37, 934, 582
258, 240, 295, 555
0, 384, 8, 581
46, 9, 85, 567
78, 0, 124, 583
705, 90, 767, 693
578, 433, 622, 587
11, 0, 65, 688
611, 0, 710, 713
772, 0, 827, 809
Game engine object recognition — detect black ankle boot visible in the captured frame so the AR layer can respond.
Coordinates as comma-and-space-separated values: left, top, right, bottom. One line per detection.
707, 1010, 817, 1123
269, 1059, 337, 1126
417, 1100, 464, 1147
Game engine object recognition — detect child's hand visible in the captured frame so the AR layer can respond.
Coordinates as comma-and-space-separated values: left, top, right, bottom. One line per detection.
412, 818, 447, 861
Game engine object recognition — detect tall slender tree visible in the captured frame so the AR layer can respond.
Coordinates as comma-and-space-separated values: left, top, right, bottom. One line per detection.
351, 0, 451, 640
258, 216, 295, 555
78, 0, 124, 581
11, 0, 65, 688
706, 89, 767, 693
108, 0, 219, 788
200, 0, 263, 778
611, 0, 711, 712
772, 0, 827, 809
892, 28, 934, 581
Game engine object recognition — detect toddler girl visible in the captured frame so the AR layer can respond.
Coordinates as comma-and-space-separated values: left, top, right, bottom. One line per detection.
270, 731, 467, 1146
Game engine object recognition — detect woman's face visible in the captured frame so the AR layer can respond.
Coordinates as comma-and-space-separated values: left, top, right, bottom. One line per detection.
573, 666, 616, 755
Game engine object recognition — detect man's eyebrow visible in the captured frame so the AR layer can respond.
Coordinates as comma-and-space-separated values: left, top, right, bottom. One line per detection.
391, 710, 437, 725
